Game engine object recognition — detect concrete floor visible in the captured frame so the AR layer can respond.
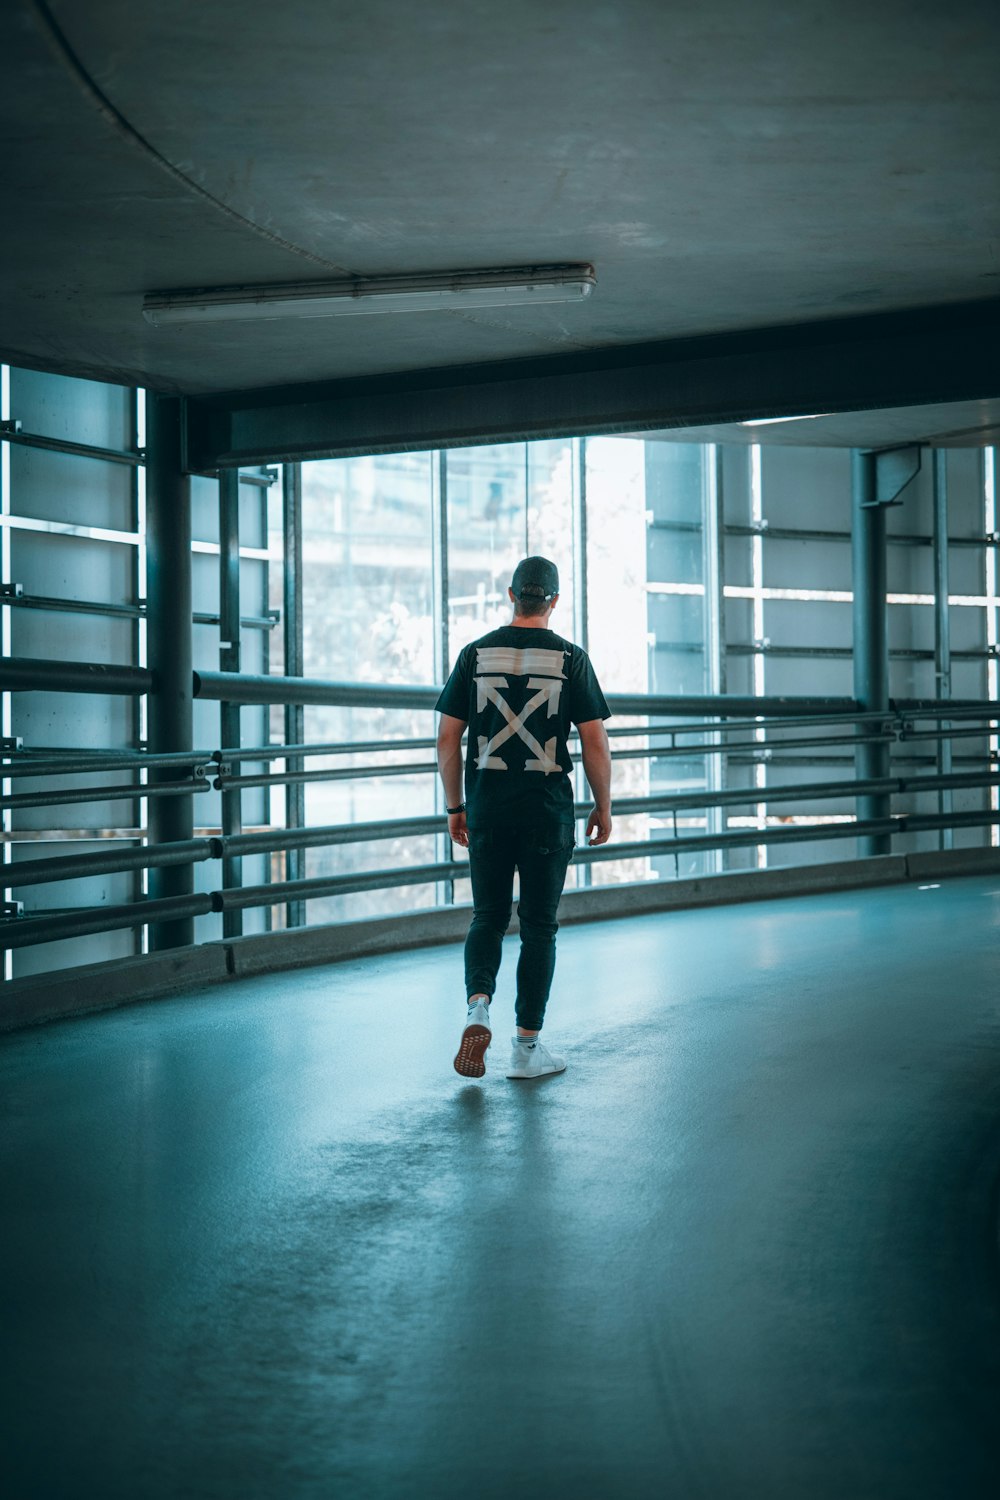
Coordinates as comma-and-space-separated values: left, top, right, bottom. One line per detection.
3, 876, 1000, 1500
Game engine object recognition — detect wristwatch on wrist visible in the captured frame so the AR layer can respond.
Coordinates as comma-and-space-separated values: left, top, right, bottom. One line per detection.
447, 803, 466, 815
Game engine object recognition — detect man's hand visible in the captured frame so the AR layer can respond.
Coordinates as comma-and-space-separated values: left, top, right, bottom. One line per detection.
448, 810, 469, 848
578, 719, 613, 846
586, 806, 612, 846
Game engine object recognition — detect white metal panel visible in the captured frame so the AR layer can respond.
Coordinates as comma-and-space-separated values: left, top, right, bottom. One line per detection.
10, 447, 134, 531
11, 529, 135, 605
11, 369, 132, 450
11, 607, 133, 666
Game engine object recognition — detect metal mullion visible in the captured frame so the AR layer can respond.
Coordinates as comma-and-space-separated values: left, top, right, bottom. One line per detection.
749, 444, 767, 867
283, 461, 305, 926
219, 468, 243, 937
985, 449, 999, 845
431, 448, 453, 906
576, 437, 589, 653
130, 388, 144, 950
702, 443, 725, 871
257, 467, 273, 932
2, 366, 13, 970
566, 438, 590, 876
135, 390, 149, 946
932, 450, 953, 848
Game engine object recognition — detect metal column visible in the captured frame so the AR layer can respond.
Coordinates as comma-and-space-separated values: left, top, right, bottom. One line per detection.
283, 462, 305, 927
219, 468, 243, 935
851, 445, 921, 857
932, 451, 953, 849
145, 395, 194, 947
852, 450, 890, 855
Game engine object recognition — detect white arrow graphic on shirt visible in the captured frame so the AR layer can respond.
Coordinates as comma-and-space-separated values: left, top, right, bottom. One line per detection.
476, 676, 562, 773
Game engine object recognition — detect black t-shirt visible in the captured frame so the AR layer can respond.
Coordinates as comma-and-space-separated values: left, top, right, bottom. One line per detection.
435, 625, 611, 827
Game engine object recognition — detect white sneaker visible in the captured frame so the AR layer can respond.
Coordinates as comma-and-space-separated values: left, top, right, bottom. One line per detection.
506, 1037, 566, 1080
454, 999, 492, 1078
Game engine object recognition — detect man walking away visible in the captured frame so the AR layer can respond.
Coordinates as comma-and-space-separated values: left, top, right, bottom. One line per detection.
435, 556, 612, 1081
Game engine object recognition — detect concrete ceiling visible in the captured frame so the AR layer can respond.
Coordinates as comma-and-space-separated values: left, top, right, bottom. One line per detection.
3, 0, 1000, 410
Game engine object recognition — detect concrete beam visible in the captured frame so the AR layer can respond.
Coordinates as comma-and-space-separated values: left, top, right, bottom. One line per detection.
184, 300, 1000, 469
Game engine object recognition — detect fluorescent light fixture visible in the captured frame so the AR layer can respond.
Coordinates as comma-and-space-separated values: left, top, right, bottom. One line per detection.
143, 264, 596, 326
739, 413, 833, 427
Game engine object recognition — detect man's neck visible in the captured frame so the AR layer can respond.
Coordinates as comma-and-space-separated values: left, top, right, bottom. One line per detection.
509, 614, 552, 630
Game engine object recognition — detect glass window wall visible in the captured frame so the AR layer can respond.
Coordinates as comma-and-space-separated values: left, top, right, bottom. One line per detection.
289, 436, 1000, 914
298, 454, 438, 923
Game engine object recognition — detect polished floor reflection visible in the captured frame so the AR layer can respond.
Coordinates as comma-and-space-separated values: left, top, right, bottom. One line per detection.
3, 875, 1000, 1499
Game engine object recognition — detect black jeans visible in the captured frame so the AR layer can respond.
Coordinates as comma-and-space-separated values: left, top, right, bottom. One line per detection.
464, 823, 575, 1032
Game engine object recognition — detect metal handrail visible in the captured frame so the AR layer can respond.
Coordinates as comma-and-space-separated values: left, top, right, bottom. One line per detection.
2, 672, 997, 953
6, 806, 1000, 951
8, 765, 1000, 893
0, 749, 217, 779
2, 650, 996, 717
1, 776, 209, 813
5, 715, 995, 784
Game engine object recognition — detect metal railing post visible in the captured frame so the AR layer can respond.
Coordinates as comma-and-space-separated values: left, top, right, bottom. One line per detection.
145, 395, 194, 948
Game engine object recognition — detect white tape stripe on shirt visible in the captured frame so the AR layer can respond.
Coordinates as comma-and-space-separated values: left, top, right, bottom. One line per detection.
475, 647, 566, 679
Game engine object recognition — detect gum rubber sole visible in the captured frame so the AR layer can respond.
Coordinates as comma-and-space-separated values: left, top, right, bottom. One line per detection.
454, 1023, 491, 1078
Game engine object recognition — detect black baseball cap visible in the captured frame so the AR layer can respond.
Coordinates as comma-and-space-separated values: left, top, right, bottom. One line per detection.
511, 555, 560, 601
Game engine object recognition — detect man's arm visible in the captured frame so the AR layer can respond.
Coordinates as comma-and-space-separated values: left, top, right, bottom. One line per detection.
577, 718, 613, 845
436, 713, 469, 848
